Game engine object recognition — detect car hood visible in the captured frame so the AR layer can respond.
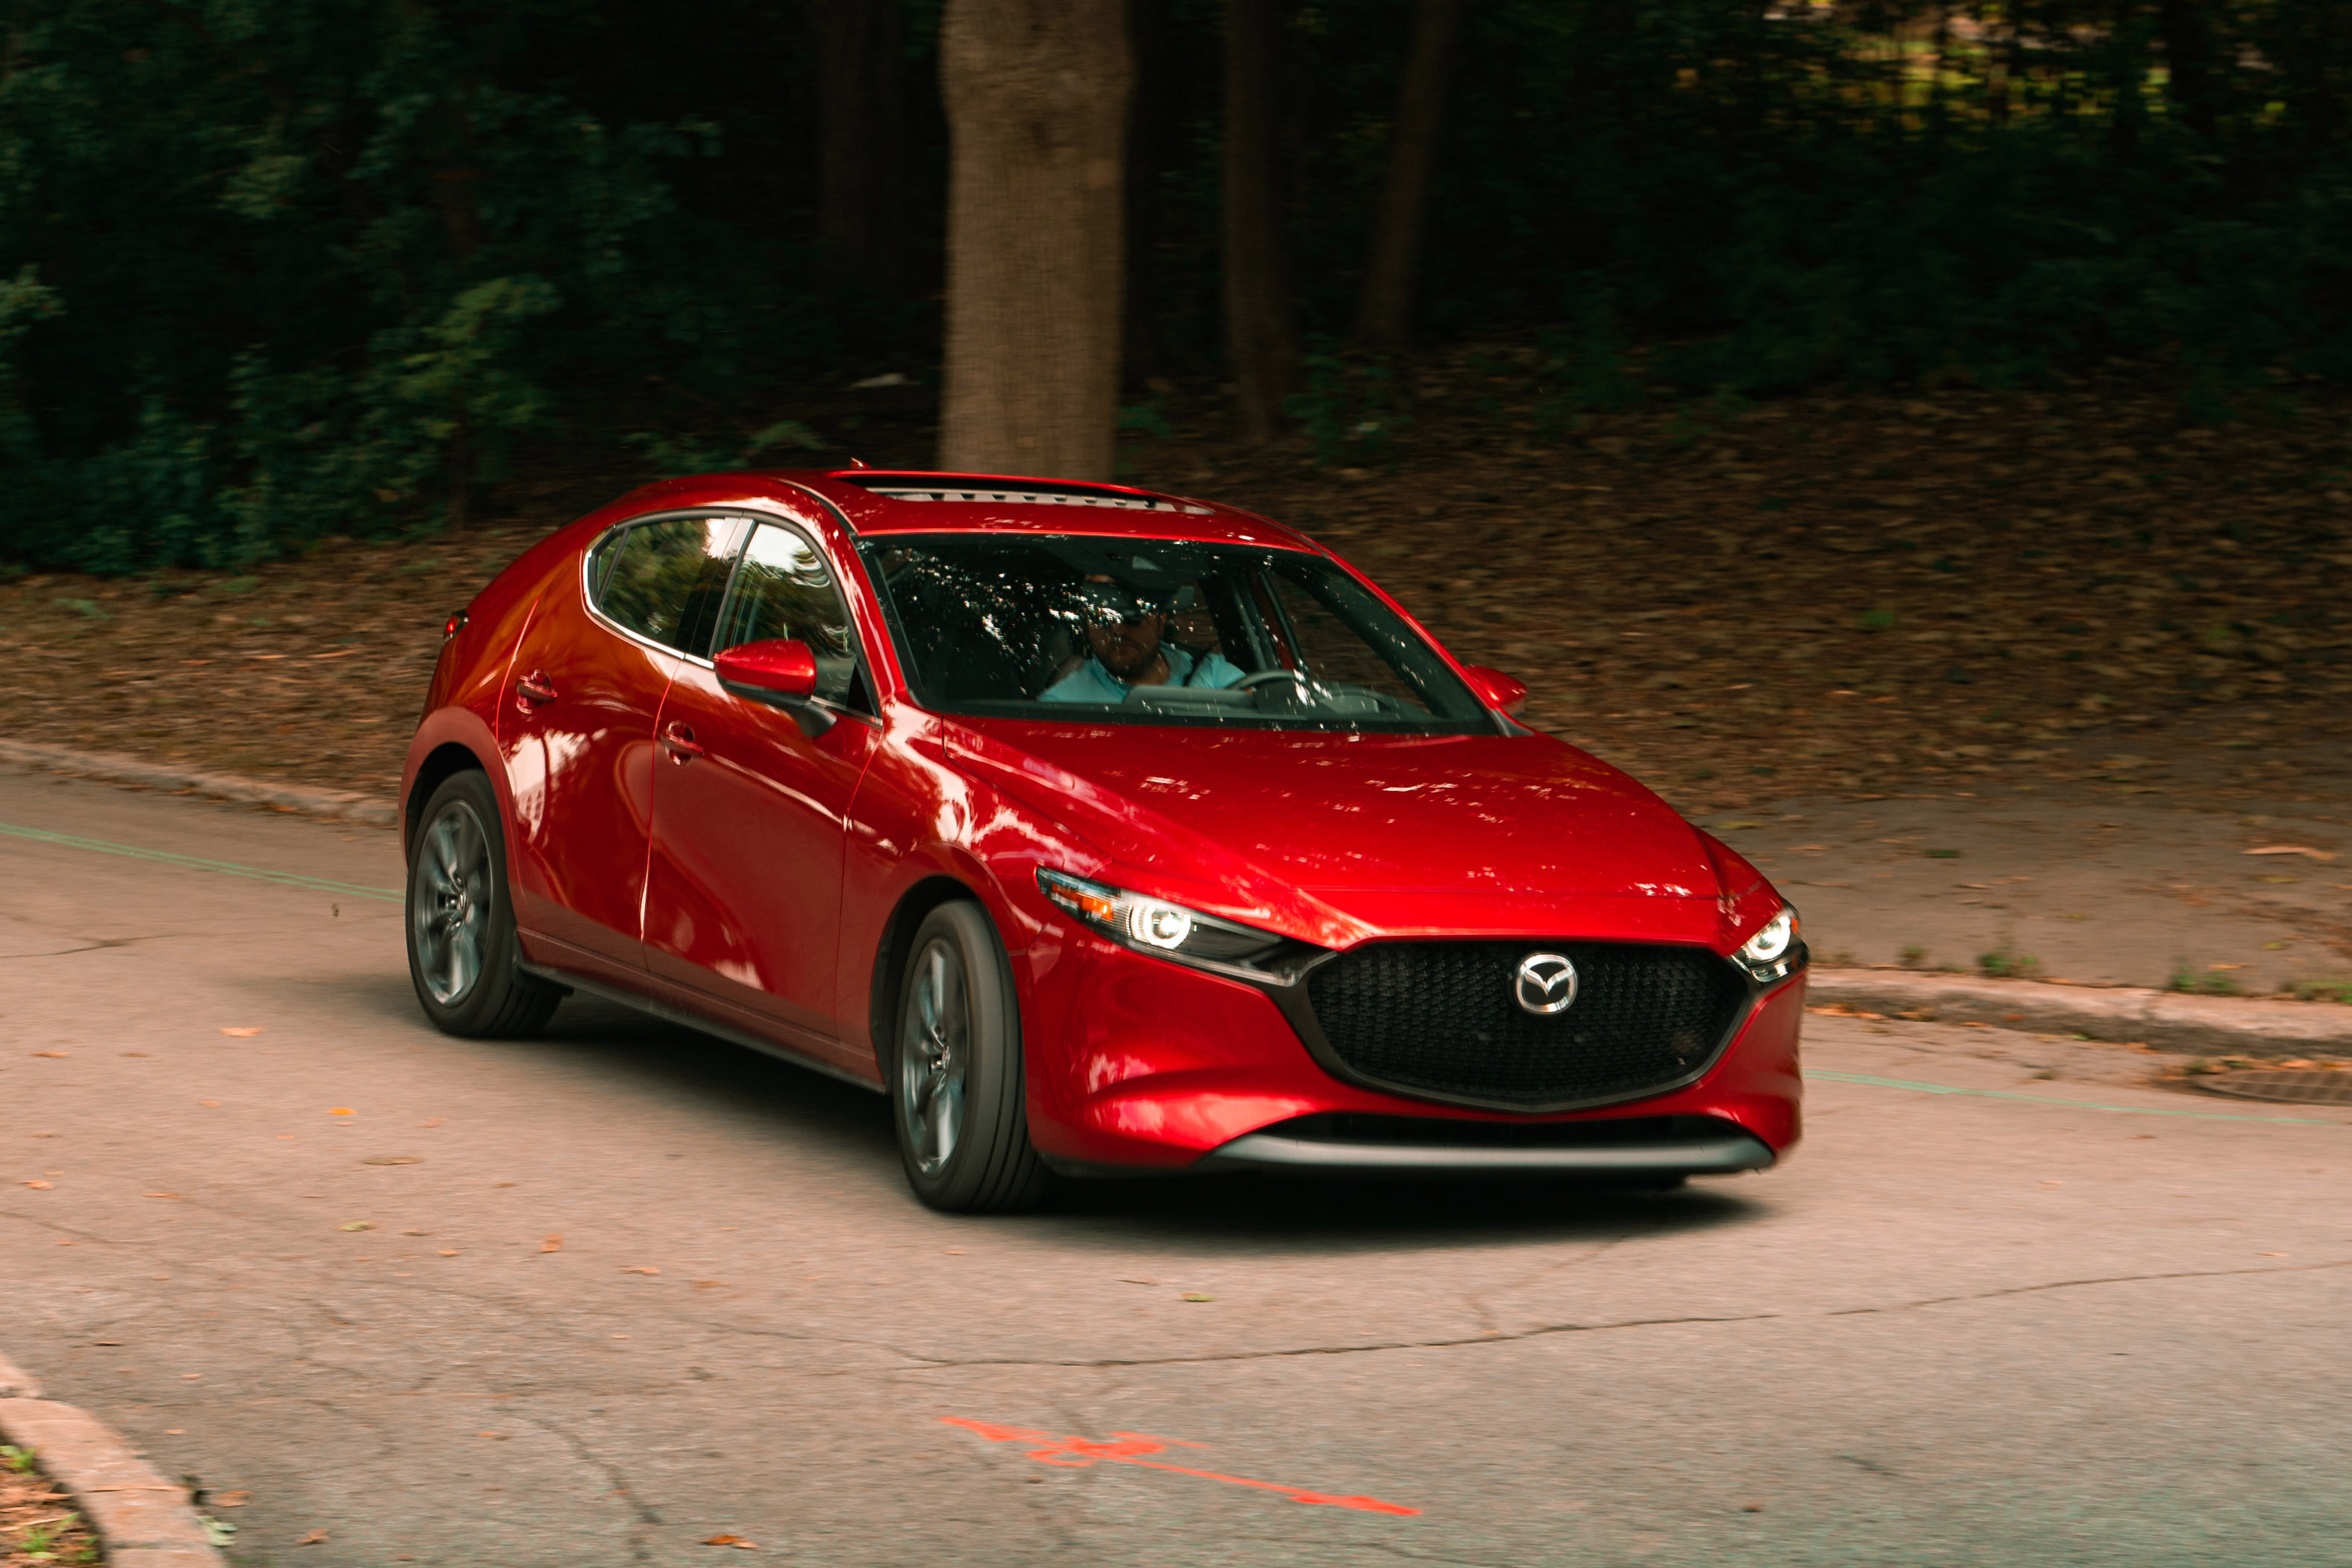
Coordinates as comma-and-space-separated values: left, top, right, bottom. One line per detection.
942, 721, 1737, 934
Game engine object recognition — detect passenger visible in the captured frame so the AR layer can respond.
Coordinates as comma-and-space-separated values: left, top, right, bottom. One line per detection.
1041, 577, 1247, 703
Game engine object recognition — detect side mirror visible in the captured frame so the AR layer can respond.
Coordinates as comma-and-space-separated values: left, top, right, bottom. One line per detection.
1461, 664, 1529, 715
714, 638, 819, 702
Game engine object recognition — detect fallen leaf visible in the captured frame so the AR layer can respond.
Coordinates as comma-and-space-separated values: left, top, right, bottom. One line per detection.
702, 1535, 759, 1549
93, 1340, 120, 1346
362, 1155, 422, 1166
212, 1492, 251, 1508
1182, 1293, 1216, 1302
623, 1265, 661, 1275
2245, 845, 2336, 860
199, 1099, 222, 1108
691, 1280, 728, 1291
340, 1221, 371, 1232
144, 1192, 181, 1199
32, 1050, 68, 1058
328, 1108, 355, 1116
296, 1529, 328, 1545
22, 1180, 52, 1189
418, 1119, 442, 1128
478, 1431, 510, 1440
2260, 1251, 2287, 1258
541, 1234, 563, 1252
220, 1028, 264, 1037
438, 1249, 461, 1257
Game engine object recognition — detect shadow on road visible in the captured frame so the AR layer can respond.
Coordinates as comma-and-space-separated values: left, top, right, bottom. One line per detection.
316, 978, 1768, 1255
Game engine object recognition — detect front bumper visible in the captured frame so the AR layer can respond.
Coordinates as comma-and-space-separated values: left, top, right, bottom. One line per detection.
1197, 1116, 1774, 1175
1018, 931, 1806, 1173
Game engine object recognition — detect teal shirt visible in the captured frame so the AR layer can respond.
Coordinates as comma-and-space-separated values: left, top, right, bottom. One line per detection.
1041, 643, 1247, 704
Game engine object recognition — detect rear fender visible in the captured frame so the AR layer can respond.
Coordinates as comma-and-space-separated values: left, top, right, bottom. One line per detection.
400, 708, 509, 861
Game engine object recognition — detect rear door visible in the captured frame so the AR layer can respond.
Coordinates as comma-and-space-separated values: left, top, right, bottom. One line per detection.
501, 513, 746, 980
643, 519, 880, 1062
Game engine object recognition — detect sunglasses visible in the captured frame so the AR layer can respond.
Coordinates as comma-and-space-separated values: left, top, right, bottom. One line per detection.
1073, 584, 1161, 625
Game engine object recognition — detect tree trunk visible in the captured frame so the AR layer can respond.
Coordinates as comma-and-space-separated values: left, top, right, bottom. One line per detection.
1353, 0, 1465, 352
811, 0, 914, 295
938, 0, 1133, 480
1221, 0, 1297, 445
2157, 0, 2219, 139
1122, 0, 1175, 387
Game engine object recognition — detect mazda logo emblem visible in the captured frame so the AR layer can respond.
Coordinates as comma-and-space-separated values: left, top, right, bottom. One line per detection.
1513, 952, 1579, 1016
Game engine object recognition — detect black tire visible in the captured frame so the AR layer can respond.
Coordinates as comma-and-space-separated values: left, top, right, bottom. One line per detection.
888, 902, 1049, 1214
405, 769, 562, 1039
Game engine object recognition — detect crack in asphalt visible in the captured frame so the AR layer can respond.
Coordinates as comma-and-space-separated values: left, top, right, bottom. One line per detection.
1462, 1236, 1626, 1336
522, 1412, 664, 1564
894, 1311, 1781, 1371
896, 1258, 2352, 1370
1824, 1256, 2352, 1315
0, 936, 157, 959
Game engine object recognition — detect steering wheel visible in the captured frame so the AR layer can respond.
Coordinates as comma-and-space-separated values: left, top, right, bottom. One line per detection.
1235, 668, 1308, 690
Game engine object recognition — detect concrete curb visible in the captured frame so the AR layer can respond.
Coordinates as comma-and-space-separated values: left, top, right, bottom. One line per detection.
1809, 968, 2352, 1056
0, 1349, 225, 1567
0, 738, 396, 828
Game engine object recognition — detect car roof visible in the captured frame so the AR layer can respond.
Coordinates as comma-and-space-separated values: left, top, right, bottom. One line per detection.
774, 469, 1319, 549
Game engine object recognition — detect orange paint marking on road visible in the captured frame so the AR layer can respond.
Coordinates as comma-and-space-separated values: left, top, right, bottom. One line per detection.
941, 1417, 1419, 1516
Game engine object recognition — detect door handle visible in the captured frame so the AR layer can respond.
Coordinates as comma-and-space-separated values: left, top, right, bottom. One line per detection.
661, 722, 705, 763
514, 672, 559, 708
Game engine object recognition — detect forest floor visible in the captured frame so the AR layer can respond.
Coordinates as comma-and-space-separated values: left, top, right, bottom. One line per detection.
0, 1449, 99, 1567
1, 351, 2348, 817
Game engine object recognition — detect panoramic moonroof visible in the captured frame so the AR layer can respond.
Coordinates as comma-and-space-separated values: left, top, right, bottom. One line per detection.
832, 472, 1211, 514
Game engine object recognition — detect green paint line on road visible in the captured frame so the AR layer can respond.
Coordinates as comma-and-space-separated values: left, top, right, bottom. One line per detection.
1806, 1068, 2346, 1127
0, 819, 403, 902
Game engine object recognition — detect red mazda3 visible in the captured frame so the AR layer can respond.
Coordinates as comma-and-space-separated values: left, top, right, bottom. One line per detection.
402, 469, 1804, 1211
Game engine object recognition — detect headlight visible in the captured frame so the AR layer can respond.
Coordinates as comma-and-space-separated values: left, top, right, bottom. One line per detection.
1036, 867, 1300, 981
1732, 905, 1803, 982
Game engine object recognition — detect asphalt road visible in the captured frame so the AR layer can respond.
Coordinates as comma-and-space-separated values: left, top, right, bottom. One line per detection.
3, 765, 2348, 1567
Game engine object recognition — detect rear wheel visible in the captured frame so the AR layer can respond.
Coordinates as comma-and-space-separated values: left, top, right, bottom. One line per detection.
890, 902, 1049, 1213
405, 770, 562, 1038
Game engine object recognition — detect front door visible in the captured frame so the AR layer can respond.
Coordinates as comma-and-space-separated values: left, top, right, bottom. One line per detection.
644, 519, 879, 1059
502, 513, 746, 978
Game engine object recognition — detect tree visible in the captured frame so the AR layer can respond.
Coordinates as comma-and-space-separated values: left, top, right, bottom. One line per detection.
1221, 0, 1299, 444
1353, 0, 1466, 352
937, 0, 1133, 480
811, 0, 917, 295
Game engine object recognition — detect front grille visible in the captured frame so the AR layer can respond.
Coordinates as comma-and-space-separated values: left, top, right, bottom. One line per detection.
1303, 941, 1750, 1110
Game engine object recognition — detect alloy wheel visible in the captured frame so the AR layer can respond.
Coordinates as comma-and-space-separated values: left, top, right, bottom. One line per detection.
412, 801, 492, 1005
900, 937, 969, 1178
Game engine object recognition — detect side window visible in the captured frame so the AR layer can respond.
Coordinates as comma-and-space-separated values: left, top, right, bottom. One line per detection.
1266, 566, 1437, 715
587, 515, 747, 656
714, 522, 868, 710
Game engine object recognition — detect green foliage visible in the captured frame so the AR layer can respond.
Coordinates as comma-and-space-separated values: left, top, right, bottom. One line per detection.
0, 1443, 35, 1472
1977, 947, 2041, 980
1284, 352, 1410, 468
2171, 963, 2244, 996
18, 1510, 79, 1558
622, 419, 823, 478
0, 0, 726, 569
2, 0, 2350, 569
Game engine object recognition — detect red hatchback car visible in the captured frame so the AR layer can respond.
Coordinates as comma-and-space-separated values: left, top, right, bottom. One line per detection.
402, 469, 1805, 1211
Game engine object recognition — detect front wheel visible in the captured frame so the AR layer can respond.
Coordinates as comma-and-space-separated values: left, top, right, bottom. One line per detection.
405, 770, 562, 1039
889, 902, 1049, 1213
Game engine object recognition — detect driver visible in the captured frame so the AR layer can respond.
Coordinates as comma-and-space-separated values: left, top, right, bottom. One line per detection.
1042, 577, 1246, 703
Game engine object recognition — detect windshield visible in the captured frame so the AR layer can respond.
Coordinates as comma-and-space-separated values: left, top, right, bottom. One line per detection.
860, 534, 1492, 731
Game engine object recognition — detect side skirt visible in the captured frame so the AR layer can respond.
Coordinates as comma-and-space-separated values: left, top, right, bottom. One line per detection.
518, 961, 885, 1096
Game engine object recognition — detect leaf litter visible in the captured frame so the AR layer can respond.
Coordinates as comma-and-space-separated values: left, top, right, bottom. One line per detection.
0, 369, 2341, 816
